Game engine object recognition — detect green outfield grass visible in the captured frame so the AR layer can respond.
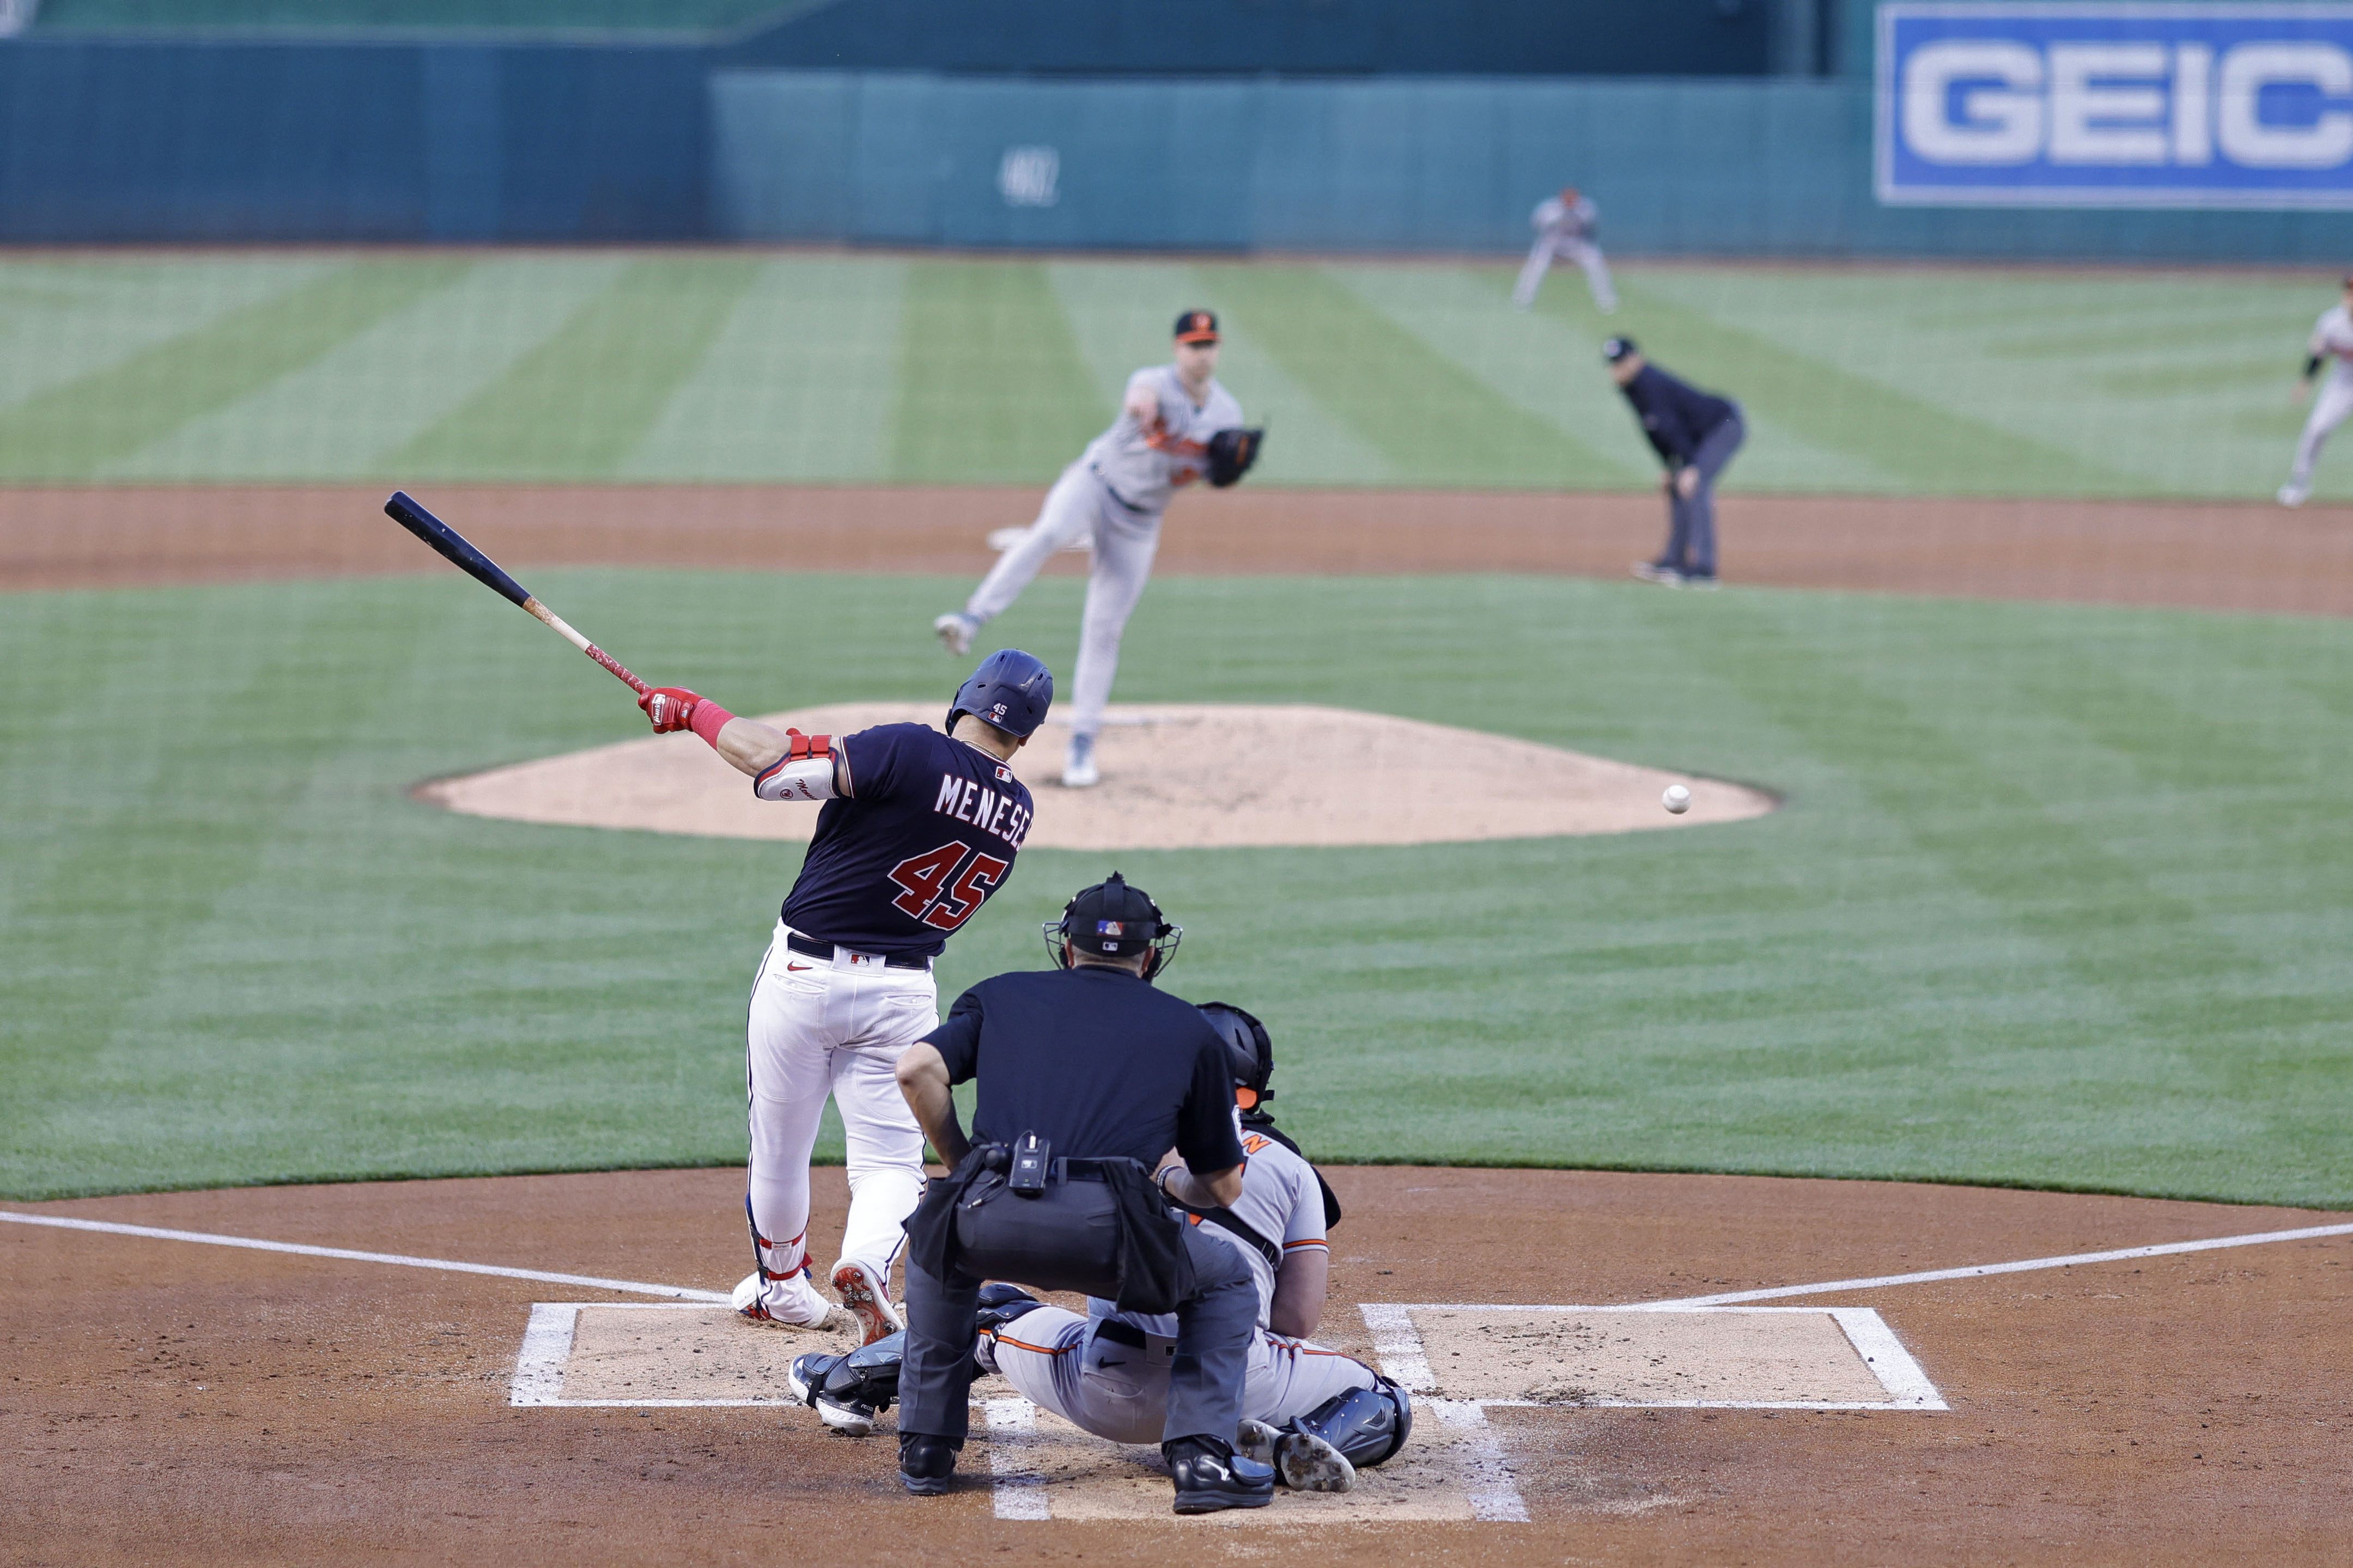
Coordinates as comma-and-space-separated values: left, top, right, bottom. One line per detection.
0, 251, 2331, 499
3, 570, 2348, 1207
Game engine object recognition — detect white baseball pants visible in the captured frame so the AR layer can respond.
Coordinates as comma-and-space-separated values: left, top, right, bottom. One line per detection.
2289, 374, 2353, 489
739, 920, 934, 1313
963, 461, 1162, 739
1513, 235, 1618, 313
988, 1305, 1380, 1446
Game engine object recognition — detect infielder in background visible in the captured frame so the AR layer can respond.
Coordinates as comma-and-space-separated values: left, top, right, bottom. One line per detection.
634, 650, 1054, 1343
2278, 273, 2353, 507
934, 310, 1262, 789
1604, 335, 1743, 589
782, 1003, 1413, 1492
1513, 186, 1617, 314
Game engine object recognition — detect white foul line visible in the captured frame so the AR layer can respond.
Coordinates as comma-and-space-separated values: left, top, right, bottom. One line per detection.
0, 1210, 729, 1302
1624, 1219, 2353, 1308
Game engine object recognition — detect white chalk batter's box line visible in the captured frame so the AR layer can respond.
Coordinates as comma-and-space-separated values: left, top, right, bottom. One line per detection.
507, 1301, 1944, 1413
1357, 1303, 1949, 1412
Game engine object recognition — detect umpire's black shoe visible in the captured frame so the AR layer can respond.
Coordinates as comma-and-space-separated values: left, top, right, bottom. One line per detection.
1163, 1435, 1275, 1514
898, 1432, 959, 1496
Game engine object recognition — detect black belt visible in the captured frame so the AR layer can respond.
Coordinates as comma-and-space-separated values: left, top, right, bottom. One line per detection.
1092, 1319, 1156, 1350
1086, 464, 1150, 514
785, 932, 930, 971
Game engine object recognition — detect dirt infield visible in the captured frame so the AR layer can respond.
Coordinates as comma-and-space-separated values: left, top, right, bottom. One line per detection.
6, 1168, 2348, 1565
7, 483, 2353, 615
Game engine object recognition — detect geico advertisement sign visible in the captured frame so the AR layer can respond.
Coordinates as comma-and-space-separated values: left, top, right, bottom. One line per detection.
1877, 3, 2353, 206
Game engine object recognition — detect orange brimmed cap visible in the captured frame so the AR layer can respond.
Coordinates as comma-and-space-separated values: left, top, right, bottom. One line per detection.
1174, 309, 1220, 344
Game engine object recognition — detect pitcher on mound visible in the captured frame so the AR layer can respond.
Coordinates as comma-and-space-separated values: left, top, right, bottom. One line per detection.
933, 310, 1261, 789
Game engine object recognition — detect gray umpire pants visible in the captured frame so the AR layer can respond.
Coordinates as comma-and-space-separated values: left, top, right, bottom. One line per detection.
1665, 410, 1744, 579
897, 1180, 1259, 1446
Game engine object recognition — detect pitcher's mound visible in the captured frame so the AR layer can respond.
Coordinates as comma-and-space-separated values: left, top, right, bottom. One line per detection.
417, 703, 1777, 850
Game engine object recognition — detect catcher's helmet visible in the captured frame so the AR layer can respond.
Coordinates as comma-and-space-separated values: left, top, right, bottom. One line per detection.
1197, 1001, 1273, 1111
1044, 871, 1182, 979
947, 649, 1054, 739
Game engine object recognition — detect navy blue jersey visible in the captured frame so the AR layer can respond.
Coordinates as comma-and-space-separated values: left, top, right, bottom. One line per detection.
779, 723, 1035, 957
926, 967, 1247, 1173
1618, 362, 1737, 467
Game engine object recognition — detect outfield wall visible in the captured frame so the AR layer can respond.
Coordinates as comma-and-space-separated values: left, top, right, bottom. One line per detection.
9, 33, 2353, 257
711, 69, 2353, 260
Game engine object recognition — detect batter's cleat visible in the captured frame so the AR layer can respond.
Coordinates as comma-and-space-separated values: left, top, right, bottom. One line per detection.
899, 1432, 960, 1496
933, 612, 978, 656
831, 1259, 904, 1347
1164, 1435, 1275, 1514
1236, 1418, 1357, 1493
1631, 560, 1685, 587
732, 1269, 842, 1332
2279, 481, 2312, 507
1060, 732, 1099, 789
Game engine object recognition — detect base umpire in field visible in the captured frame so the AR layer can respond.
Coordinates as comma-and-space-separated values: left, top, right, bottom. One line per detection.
889, 873, 1276, 1513
1604, 335, 1744, 589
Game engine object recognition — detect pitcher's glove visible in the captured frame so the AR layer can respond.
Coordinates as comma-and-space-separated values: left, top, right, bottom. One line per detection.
1206, 426, 1265, 489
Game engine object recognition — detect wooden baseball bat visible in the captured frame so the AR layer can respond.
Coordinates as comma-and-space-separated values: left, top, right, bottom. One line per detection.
383, 491, 648, 696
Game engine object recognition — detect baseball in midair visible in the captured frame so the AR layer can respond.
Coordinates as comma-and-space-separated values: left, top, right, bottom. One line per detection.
1662, 784, 1692, 814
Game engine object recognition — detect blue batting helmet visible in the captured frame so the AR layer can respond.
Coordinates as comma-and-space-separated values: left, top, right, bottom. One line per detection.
947, 649, 1054, 739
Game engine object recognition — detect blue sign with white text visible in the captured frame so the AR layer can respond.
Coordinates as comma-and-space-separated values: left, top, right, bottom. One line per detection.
1878, 3, 2353, 206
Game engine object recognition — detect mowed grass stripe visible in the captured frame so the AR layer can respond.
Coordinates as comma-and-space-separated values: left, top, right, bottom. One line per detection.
1202, 264, 1607, 488
0, 259, 469, 481
390, 257, 763, 481
1592, 278, 2119, 497
1682, 592, 2252, 1002
887, 259, 1107, 483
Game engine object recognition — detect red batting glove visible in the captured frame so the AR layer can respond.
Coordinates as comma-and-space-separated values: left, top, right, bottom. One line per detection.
639, 686, 702, 733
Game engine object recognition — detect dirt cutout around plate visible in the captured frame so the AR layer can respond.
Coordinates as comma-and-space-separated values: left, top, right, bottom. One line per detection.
1408, 1309, 1887, 1405
416, 702, 1776, 850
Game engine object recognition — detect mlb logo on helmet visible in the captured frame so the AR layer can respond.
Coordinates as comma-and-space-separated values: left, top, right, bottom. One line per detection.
1097, 920, 1124, 936
990, 701, 1008, 721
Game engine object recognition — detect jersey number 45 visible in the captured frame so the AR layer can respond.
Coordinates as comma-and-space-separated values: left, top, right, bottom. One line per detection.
888, 842, 1012, 932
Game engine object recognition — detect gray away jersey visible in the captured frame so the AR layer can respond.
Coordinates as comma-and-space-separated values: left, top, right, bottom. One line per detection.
1083, 363, 1245, 515
1093, 1115, 1329, 1335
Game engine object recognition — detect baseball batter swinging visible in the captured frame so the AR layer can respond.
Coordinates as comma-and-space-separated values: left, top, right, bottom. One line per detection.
633, 649, 1054, 1343
781, 1003, 1413, 1491
2278, 273, 2353, 507
933, 309, 1262, 790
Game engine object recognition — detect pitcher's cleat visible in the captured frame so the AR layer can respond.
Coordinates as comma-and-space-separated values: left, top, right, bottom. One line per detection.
2279, 481, 2312, 508
933, 612, 978, 656
1061, 731, 1099, 789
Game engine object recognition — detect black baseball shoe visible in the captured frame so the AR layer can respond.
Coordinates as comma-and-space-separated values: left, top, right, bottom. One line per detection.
899, 1432, 959, 1496
975, 1283, 1042, 1332
1164, 1434, 1275, 1514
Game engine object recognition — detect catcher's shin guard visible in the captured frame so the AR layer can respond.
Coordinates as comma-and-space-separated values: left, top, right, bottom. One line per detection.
1290, 1377, 1412, 1468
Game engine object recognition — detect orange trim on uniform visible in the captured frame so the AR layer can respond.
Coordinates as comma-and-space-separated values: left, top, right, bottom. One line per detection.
1282, 1238, 1328, 1250
988, 1330, 1075, 1358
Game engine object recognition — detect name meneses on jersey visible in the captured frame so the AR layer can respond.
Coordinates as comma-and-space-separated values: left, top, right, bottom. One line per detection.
934, 767, 1031, 850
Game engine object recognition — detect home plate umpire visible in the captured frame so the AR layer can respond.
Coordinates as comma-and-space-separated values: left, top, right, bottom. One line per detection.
889, 873, 1276, 1513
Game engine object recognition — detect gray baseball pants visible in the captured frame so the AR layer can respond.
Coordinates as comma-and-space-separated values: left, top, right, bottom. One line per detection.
963, 461, 1160, 741
988, 1305, 1381, 1447
1664, 410, 1744, 579
897, 1183, 1259, 1446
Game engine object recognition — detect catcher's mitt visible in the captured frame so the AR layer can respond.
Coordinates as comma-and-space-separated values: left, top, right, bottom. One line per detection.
1206, 426, 1265, 488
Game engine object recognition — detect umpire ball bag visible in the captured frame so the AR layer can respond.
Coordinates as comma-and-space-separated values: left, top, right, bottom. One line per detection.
902, 1143, 1196, 1315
